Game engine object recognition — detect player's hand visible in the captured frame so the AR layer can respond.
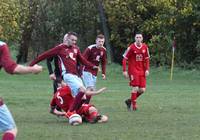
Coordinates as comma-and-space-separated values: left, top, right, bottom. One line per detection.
123, 71, 128, 79
102, 74, 106, 80
32, 64, 43, 74
145, 70, 149, 77
97, 87, 107, 94
49, 73, 56, 80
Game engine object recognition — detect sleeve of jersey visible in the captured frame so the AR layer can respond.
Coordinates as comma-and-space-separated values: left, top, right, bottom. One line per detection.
145, 47, 150, 71
50, 96, 57, 107
122, 46, 131, 59
30, 46, 59, 66
122, 58, 127, 72
0, 44, 17, 74
83, 48, 90, 60
46, 57, 54, 75
78, 49, 94, 68
101, 51, 107, 75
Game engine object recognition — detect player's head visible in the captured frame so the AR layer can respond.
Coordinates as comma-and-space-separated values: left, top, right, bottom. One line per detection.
63, 32, 78, 46
96, 34, 105, 48
134, 33, 143, 44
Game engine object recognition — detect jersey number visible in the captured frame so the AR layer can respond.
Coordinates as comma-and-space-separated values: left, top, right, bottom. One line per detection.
57, 92, 64, 105
136, 54, 143, 61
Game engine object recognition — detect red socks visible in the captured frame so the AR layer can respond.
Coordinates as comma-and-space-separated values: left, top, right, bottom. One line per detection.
69, 91, 84, 112
131, 92, 137, 110
85, 95, 91, 104
136, 92, 142, 98
2, 132, 15, 140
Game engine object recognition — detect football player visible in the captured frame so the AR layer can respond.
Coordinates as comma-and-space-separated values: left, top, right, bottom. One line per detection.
122, 33, 150, 111
49, 78, 108, 124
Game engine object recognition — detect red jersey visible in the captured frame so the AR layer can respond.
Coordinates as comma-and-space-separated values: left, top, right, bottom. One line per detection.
30, 43, 95, 75
50, 86, 74, 112
0, 41, 17, 74
123, 43, 150, 76
83, 44, 107, 76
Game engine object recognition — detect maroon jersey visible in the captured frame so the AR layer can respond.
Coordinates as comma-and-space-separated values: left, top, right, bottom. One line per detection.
50, 86, 93, 116
0, 41, 17, 74
123, 43, 150, 76
30, 43, 95, 75
50, 86, 74, 112
83, 44, 107, 76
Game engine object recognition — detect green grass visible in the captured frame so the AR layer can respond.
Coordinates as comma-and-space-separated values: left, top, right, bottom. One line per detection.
1, 64, 200, 140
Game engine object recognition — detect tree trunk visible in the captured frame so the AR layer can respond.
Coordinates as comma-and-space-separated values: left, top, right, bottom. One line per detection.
97, 0, 113, 63
17, 0, 38, 63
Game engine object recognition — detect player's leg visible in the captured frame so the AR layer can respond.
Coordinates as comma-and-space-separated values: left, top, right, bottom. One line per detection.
82, 71, 97, 103
137, 75, 146, 98
63, 74, 86, 114
0, 102, 17, 140
125, 74, 139, 111
131, 87, 139, 110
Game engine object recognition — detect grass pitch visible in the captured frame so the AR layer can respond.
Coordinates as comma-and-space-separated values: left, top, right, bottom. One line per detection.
0, 64, 200, 140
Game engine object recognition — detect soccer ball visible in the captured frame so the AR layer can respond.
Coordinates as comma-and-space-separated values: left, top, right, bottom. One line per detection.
69, 114, 82, 126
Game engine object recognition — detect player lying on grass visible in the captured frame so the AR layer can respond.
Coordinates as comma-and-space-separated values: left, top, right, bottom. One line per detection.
49, 79, 108, 124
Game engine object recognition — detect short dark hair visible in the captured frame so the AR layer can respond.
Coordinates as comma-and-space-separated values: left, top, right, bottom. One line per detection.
67, 31, 78, 37
96, 34, 105, 39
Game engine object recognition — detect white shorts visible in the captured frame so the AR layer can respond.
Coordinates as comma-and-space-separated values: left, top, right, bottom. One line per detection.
63, 73, 86, 97
0, 104, 16, 132
82, 71, 97, 89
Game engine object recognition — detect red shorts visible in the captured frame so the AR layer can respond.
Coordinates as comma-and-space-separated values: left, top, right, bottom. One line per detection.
129, 74, 146, 88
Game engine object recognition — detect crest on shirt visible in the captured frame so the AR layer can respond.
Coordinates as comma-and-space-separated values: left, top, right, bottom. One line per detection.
74, 49, 78, 54
100, 51, 104, 56
142, 50, 146, 53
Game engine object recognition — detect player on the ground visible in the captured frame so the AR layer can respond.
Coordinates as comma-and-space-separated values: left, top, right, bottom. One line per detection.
122, 33, 150, 111
30, 32, 98, 117
82, 34, 107, 103
49, 79, 108, 124
0, 41, 42, 140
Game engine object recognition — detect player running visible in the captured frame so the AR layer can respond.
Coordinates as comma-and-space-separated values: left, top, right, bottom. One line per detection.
122, 33, 150, 111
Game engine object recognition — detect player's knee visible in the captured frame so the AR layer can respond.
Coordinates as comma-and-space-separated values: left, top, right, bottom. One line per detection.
132, 87, 139, 92
6, 127, 17, 137
139, 88, 145, 93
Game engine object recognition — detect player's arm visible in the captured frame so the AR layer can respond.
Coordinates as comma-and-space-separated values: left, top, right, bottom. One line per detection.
13, 64, 42, 74
77, 49, 97, 69
101, 50, 107, 80
30, 46, 60, 66
122, 58, 128, 78
82, 48, 90, 60
46, 57, 54, 75
49, 98, 66, 116
144, 47, 150, 76
46, 57, 56, 80
122, 46, 131, 78
85, 87, 106, 96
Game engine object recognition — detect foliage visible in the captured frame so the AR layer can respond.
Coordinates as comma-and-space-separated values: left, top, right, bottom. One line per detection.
0, 0, 200, 68
0, 0, 21, 42
104, 0, 200, 68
